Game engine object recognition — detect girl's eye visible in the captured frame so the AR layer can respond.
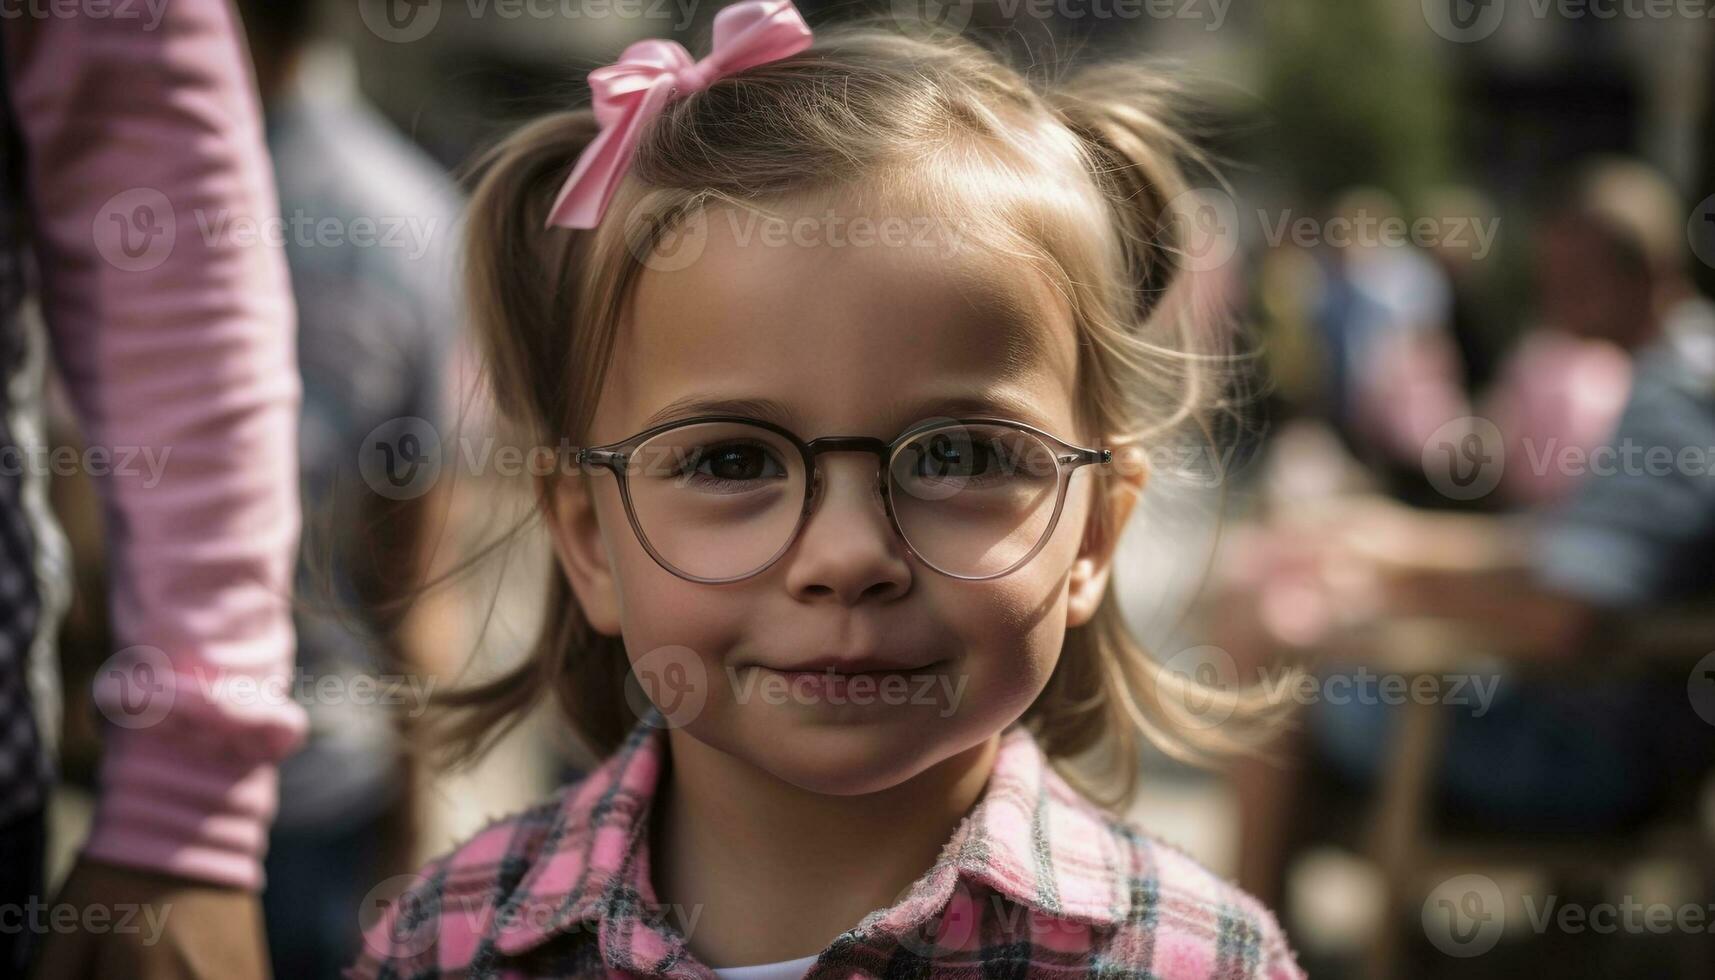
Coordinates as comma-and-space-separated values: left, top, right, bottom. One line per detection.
916, 434, 1002, 481
685, 441, 787, 486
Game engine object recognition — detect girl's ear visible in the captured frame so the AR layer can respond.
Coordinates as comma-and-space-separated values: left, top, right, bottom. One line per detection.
543, 475, 624, 636
1066, 445, 1147, 628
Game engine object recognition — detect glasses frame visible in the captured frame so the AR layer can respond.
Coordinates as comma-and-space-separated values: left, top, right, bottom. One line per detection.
575, 413, 1113, 584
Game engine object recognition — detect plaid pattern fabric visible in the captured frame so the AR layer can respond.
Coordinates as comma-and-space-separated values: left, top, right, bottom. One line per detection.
0, 38, 57, 833
348, 715, 1304, 979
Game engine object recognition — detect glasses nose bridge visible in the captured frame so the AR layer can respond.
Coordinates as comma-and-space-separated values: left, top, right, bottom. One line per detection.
801, 435, 893, 506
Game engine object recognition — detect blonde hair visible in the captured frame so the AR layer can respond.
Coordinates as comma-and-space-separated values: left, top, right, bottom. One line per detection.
427, 16, 1283, 810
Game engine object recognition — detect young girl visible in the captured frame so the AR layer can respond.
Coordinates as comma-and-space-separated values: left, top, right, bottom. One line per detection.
348, 2, 1301, 976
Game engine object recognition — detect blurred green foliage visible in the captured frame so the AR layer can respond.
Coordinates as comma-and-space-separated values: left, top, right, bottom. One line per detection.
1258, 0, 1456, 209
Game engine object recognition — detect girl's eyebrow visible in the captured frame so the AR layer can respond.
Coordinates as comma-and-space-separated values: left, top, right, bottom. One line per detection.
911, 390, 1055, 430
640, 395, 796, 429
639, 388, 1053, 433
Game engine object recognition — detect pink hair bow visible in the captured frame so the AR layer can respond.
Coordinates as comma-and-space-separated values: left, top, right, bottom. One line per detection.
545, 0, 813, 230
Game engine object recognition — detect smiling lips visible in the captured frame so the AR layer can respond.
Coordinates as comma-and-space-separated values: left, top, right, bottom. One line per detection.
755, 657, 946, 705
762, 655, 941, 676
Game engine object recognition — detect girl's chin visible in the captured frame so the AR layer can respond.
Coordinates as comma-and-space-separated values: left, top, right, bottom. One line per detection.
737, 720, 960, 796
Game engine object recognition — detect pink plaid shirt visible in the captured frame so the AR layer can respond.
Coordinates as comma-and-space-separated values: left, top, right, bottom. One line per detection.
348, 716, 1304, 979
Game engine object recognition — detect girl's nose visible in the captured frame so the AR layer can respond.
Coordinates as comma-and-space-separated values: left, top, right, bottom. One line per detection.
781, 453, 911, 604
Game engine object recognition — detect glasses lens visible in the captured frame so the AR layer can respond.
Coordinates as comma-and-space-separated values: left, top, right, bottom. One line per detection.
625, 421, 807, 581
889, 422, 1062, 577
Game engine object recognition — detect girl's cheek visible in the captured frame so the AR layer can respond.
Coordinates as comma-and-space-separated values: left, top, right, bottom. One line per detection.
610, 556, 750, 710
942, 579, 1069, 698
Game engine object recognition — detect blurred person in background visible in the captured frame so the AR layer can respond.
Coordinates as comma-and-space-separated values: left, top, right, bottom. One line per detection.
1482, 159, 1684, 507
1255, 187, 1475, 509
0, 2, 305, 977
1226, 155, 1715, 907
1332, 188, 1471, 494
235, 3, 467, 976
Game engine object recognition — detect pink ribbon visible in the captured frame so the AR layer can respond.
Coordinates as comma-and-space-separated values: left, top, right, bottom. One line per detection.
545, 0, 814, 230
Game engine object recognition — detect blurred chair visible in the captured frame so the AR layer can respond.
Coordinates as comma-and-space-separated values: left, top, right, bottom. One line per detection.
1301, 609, 1715, 980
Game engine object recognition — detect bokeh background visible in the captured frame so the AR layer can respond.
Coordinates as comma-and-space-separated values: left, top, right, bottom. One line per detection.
41, 1, 1715, 978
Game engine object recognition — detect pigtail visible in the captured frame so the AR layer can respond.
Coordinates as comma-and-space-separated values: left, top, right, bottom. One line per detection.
1046, 64, 1199, 314
1045, 63, 1241, 442
420, 110, 640, 771
1027, 67, 1290, 805
462, 110, 595, 439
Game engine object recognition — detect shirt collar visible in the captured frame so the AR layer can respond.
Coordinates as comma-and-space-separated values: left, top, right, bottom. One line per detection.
493, 712, 1133, 970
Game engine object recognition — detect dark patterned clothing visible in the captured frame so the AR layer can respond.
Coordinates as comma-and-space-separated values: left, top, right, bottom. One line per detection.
0, 16, 69, 834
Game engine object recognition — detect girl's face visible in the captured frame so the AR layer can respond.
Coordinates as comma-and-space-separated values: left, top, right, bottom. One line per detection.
549, 197, 1143, 795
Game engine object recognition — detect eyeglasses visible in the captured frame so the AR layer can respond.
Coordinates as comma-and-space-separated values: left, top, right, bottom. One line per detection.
574, 414, 1113, 584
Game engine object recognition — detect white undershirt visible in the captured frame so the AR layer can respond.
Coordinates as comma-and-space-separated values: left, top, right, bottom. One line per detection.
709, 952, 822, 980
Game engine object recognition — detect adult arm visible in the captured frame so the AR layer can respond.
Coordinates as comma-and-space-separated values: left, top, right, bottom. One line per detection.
3, 0, 305, 890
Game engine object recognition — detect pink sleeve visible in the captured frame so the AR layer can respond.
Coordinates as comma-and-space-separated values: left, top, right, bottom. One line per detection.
4, 1, 306, 890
